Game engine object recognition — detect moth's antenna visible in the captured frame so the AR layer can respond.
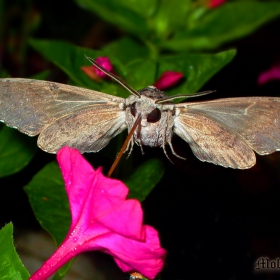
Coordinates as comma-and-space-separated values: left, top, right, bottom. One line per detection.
107, 114, 142, 178
85, 56, 141, 98
155, 90, 216, 104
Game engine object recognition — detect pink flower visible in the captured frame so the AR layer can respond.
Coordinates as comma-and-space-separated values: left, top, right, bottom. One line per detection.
93, 56, 113, 78
208, 0, 226, 8
258, 63, 280, 85
154, 71, 183, 90
81, 56, 113, 81
29, 147, 166, 280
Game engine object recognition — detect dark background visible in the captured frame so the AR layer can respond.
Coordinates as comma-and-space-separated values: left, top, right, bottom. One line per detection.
1, 0, 280, 279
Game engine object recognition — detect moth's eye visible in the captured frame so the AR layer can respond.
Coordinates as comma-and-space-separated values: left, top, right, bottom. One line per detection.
147, 108, 161, 123
130, 102, 137, 117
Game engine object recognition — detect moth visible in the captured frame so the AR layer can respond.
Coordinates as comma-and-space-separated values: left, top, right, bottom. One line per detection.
0, 57, 280, 169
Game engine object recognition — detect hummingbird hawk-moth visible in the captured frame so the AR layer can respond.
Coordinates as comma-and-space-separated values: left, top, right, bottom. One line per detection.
0, 57, 280, 169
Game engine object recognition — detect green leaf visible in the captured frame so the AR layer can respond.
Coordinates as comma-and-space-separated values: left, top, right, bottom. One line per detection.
74, 0, 151, 36
29, 38, 151, 98
24, 162, 74, 279
124, 158, 164, 202
0, 69, 10, 78
30, 69, 51, 80
157, 49, 236, 99
151, 0, 191, 39
124, 59, 158, 90
29, 39, 105, 90
162, 1, 280, 51
112, 0, 157, 18
0, 223, 30, 280
29, 40, 235, 102
24, 162, 70, 246
121, 49, 236, 100
0, 125, 37, 177
102, 37, 150, 65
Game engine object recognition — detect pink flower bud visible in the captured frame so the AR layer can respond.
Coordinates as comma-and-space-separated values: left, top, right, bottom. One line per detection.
258, 63, 280, 85
154, 71, 183, 90
93, 56, 113, 78
208, 0, 226, 8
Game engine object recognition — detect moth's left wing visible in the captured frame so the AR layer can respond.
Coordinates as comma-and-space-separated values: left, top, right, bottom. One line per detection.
174, 97, 280, 168
0, 78, 125, 136
38, 106, 126, 153
0, 78, 126, 153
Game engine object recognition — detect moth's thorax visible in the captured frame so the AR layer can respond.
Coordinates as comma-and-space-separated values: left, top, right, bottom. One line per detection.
125, 86, 175, 147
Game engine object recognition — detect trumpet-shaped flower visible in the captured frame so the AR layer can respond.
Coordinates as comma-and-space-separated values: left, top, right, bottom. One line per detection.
29, 147, 166, 280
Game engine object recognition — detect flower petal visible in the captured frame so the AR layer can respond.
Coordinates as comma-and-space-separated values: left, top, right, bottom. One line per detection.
57, 147, 97, 226
208, 0, 226, 8
258, 64, 280, 85
93, 226, 166, 279
57, 147, 145, 239
95, 197, 146, 240
154, 71, 183, 90
94, 57, 113, 78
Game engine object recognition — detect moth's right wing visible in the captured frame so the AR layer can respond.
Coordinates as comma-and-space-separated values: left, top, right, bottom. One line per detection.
0, 78, 126, 153
174, 97, 280, 169
174, 111, 256, 169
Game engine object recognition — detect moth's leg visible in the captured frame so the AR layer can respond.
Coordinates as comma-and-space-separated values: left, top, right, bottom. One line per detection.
124, 138, 132, 152
136, 124, 145, 155
168, 140, 186, 160
126, 139, 134, 158
162, 142, 173, 163
139, 141, 144, 155
160, 124, 173, 163
162, 112, 185, 162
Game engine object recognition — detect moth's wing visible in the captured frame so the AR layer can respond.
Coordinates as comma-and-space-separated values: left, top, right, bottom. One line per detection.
174, 97, 280, 168
38, 106, 126, 153
0, 78, 125, 136
174, 111, 256, 168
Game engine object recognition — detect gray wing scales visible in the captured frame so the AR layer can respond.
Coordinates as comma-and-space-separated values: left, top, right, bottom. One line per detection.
174, 97, 280, 168
0, 78, 124, 136
174, 112, 256, 169
38, 107, 126, 153
179, 97, 280, 155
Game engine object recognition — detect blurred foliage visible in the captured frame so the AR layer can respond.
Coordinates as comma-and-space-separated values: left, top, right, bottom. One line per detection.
1, 0, 280, 279
29, 38, 236, 96
74, 0, 280, 53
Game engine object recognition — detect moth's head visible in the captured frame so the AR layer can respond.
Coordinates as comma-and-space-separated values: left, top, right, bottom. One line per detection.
138, 86, 167, 100
126, 86, 174, 126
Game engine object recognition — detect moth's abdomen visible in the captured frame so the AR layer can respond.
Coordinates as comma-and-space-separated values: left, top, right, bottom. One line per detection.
138, 122, 165, 147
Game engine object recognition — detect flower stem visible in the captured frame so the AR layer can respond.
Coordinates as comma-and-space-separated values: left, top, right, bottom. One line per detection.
29, 239, 78, 280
